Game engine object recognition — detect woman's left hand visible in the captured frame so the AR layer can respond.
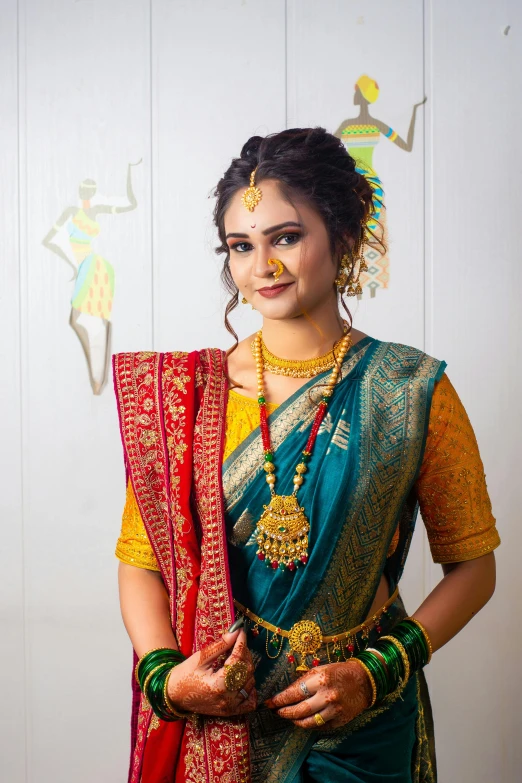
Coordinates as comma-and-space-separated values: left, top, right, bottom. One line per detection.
264, 661, 373, 730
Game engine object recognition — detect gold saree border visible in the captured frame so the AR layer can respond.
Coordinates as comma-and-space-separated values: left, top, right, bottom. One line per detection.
308, 343, 445, 633
162, 351, 197, 646
190, 348, 251, 783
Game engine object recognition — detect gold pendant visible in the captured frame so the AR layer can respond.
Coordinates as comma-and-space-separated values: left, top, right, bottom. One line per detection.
255, 494, 309, 572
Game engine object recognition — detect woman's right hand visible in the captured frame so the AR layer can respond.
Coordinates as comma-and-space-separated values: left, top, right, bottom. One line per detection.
166, 628, 257, 717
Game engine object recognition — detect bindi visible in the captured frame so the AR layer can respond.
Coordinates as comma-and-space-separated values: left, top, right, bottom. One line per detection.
251, 224, 256, 228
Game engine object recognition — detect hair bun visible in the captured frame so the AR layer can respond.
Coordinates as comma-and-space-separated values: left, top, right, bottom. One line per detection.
240, 135, 263, 161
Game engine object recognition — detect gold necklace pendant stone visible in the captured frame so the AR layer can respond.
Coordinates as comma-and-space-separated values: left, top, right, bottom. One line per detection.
255, 494, 309, 572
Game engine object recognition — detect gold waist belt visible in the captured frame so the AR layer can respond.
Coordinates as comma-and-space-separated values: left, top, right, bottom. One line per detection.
233, 585, 400, 671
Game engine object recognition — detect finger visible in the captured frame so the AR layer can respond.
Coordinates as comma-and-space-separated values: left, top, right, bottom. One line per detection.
223, 629, 250, 666
276, 692, 325, 721
292, 704, 338, 730
265, 673, 319, 709
234, 687, 258, 714
197, 630, 240, 669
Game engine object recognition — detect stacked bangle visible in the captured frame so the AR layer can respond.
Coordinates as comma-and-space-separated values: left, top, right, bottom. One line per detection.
136, 647, 188, 722
351, 617, 433, 707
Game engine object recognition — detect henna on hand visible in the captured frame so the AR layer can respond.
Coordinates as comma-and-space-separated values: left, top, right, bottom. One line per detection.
166, 629, 257, 717
266, 662, 372, 730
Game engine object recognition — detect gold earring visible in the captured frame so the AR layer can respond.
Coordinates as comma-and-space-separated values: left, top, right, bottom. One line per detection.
241, 296, 248, 304
267, 258, 284, 282
241, 167, 262, 212
335, 226, 369, 297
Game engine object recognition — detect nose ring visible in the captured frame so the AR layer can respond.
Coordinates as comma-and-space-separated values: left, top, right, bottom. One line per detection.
268, 258, 284, 282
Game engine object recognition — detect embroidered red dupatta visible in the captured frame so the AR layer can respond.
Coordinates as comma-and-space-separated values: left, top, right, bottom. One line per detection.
113, 349, 250, 783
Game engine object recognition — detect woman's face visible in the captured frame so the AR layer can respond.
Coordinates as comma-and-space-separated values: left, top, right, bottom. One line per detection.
224, 178, 341, 321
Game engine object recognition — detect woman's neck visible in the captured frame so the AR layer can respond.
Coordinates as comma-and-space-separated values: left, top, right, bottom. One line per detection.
261, 309, 347, 360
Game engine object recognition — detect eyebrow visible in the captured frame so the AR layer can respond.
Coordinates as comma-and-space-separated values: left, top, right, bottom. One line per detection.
225, 221, 302, 240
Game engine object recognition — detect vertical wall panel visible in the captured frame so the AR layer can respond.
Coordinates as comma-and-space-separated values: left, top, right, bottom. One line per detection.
0, 3, 26, 782
152, 0, 287, 352
426, 1, 521, 780
20, 1, 152, 780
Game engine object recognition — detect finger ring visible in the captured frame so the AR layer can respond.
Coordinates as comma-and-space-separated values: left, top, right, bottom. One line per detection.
314, 712, 326, 727
239, 688, 249, 700
223, 661, 249, 691
300, 681, 311, 698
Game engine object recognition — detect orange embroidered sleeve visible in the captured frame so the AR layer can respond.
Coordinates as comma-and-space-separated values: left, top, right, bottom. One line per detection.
414, 372, 501, 564
115, 478, 161, 571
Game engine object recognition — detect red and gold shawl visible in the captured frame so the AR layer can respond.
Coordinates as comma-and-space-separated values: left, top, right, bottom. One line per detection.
113, 349, 250, 783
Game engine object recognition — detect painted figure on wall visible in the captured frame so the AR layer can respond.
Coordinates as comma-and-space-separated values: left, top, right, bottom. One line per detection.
42, 159, 142, 394
334, 75, 426, 298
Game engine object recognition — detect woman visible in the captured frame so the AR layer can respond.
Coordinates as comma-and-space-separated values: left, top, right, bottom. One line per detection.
334, 74, 426, 298
113, 128, 500, 783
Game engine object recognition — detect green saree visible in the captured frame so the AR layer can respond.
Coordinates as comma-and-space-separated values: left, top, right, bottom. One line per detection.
223, 335, 442, 782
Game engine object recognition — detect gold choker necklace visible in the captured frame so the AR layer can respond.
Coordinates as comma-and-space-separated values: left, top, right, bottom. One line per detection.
250, 321, 350, 378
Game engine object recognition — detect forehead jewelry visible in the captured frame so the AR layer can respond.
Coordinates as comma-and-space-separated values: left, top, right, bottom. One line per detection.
241, 167, 262, 212
268, 258, 284, 282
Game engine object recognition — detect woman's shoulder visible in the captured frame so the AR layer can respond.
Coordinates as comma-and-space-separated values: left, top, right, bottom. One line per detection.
365, 336, 446, 380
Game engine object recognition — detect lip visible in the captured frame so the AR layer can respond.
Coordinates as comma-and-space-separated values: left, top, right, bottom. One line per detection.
257, 282, 293, 298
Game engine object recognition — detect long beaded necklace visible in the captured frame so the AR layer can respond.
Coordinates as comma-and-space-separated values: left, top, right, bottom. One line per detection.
253, 328, 353, 573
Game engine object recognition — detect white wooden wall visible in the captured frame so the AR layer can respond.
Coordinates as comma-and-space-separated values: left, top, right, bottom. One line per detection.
1, 1, 519, 781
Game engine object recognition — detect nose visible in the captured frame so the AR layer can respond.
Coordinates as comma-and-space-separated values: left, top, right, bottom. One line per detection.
252, 250, 276, 283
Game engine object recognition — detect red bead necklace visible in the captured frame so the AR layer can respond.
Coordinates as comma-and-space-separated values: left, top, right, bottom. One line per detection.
253, 328, 353, 573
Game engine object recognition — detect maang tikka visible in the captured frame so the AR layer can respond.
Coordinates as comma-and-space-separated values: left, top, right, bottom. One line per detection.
241, 166, 262, 212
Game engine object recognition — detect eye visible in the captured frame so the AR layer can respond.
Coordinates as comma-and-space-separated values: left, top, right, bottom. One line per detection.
229, 233, 301, 254
276, 232, 300, 245
230, 241, 252, 253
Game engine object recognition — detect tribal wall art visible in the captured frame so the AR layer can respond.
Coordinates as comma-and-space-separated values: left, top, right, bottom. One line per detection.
42, 159, 142, 395
334, 75, 426, 299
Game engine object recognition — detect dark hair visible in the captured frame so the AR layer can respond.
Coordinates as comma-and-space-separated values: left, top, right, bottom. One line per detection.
210, 126, 384, 376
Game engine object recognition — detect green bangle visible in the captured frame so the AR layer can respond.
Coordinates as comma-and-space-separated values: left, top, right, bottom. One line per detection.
370, 639, 402, 692
142, 662, 175, 704
135, 647, 184, 685
147, 664, 181, 722
356, 651, 389, 702
138, 649, 185, 692
385, 620, 430, 672
376, 638, 404, 678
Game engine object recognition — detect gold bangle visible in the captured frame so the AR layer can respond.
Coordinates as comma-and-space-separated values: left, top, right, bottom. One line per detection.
163, 667, 192, 720
406, 617, 433, 664
350, 658, 377, 708
135, 646, 179, 686
379, 636, 410, 684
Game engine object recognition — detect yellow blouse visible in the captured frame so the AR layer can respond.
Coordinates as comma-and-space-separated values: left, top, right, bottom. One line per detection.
115, 373, 500, 571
